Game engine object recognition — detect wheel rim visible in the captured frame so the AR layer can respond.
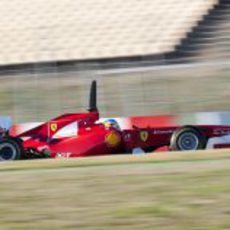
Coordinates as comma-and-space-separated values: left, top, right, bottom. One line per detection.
0, 143, 17, 160
177, 132, 199, 150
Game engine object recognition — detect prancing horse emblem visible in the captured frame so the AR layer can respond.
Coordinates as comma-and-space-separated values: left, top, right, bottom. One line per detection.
140, 131, 149, 142
50, 123, 58, 132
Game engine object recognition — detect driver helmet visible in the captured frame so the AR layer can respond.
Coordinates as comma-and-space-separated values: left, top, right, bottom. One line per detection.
103, 118, 120, 130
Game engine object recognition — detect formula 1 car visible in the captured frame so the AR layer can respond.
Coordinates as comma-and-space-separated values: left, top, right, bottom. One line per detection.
1, 81, 230, 161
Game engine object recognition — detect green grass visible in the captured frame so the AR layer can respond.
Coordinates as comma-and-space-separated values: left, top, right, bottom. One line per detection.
0, 150, 229, 230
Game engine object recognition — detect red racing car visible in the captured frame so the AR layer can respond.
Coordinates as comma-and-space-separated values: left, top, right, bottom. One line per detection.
0, 81, 230, 161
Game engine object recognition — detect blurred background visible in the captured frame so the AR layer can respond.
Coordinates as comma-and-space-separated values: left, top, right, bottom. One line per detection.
0, 0, 229, 122
0, 2, 230, 230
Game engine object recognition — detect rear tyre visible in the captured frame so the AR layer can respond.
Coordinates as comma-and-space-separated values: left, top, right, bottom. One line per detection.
170, 126, 207, 151
0, 137, 22, 161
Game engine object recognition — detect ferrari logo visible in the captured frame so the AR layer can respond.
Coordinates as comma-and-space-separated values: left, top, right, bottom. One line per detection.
140, 131, 149, 142
50, 123, 58, 132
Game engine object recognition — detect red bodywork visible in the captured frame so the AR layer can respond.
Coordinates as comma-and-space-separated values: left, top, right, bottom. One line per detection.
12, 110, 230, 159
7, 81, 230, 159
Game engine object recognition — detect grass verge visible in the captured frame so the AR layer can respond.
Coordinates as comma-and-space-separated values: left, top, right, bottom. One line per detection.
0, 150, 229, 230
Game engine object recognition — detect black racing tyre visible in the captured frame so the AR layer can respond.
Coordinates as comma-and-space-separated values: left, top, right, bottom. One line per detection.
0, 137, 22, 161
170, 126, 207, 151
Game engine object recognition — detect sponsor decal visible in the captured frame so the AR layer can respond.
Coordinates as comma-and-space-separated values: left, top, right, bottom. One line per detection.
56, 152, 72, 158
140, 131, 149, 142
124, 133, 131, 141
50, 122, 58, 132
153, 129, 174, 135
105, 131, 121, 147
213, 128, 230, 136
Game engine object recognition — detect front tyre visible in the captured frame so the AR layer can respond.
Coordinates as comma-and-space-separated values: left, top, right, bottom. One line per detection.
0, 138, 22, 161
170, 126, 207, 151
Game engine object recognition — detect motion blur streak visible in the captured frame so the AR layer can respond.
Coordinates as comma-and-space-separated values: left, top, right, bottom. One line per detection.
0, 61, 229, 122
